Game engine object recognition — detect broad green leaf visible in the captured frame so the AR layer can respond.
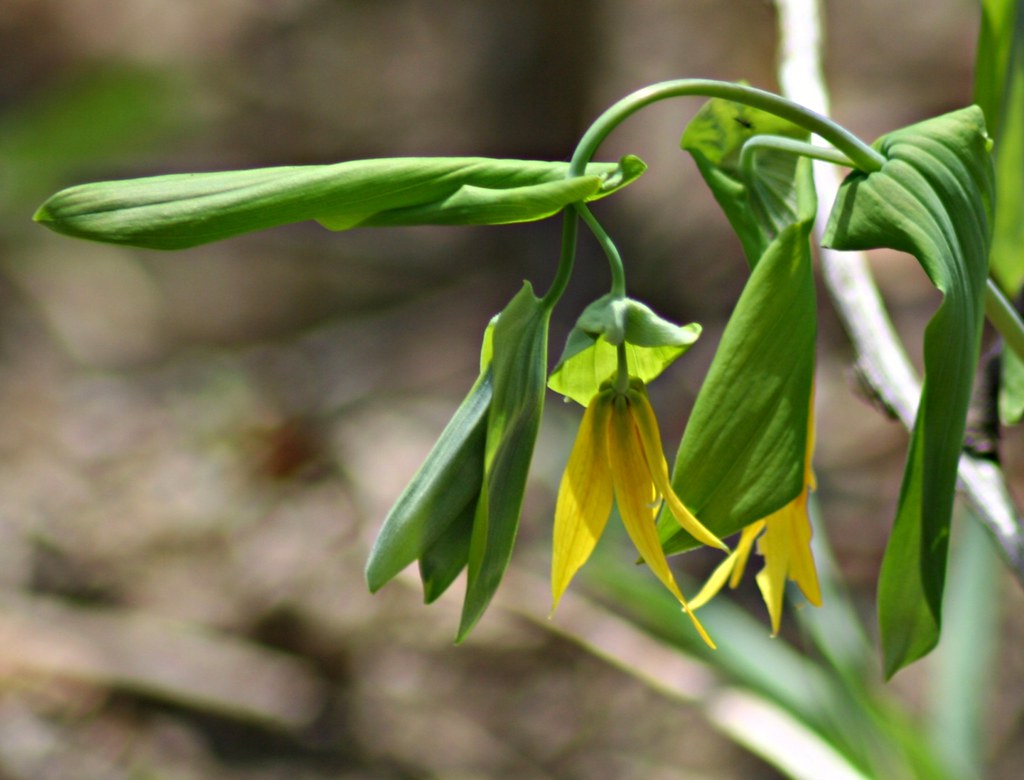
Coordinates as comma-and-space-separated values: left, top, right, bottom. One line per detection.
364, 370, 491, 593
548, 294, 701, 405
457, 283, 550, 641
34, 156, 645, 250
822, 107, 993, 677
660, 157, 817, 554
682, 96, 810, 265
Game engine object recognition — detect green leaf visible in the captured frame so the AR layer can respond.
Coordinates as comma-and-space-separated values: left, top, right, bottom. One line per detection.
681, 95, 810, 265
457, 283, 550, 641
548, 294, 701, 405
364, 370, 490, 594
34, 156, 646, 250
975, 1, 1024, 420
973, 0, 1019, 143
982, 1, 1024, 295
1000, 341, 1024, 423
822, 107, 993, 677
926, 513, 1001, 780
659, 156, 817, 554
419, 500, 475, 603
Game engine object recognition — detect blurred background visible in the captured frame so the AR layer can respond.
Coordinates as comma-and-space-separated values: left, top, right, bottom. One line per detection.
1, 1, 1020, 778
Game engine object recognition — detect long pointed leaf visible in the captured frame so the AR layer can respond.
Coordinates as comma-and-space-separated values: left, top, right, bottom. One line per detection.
457, 283, 550, 641
364, 371, 491, 593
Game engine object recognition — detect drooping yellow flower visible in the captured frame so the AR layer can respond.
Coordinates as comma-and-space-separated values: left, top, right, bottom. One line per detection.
689, 404, 821, 634
551, 377, 728, 647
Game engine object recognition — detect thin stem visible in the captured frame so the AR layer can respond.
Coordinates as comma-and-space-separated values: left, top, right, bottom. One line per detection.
739, 135, 854, 183
985, 279, 1024, 363
540, 208, 579, 309
576, 204, 626, 297
569, 79, 885, 177
614, 342, 630, 394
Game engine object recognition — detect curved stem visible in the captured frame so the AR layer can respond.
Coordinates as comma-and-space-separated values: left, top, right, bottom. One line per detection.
540, 208, 579, 309
569, 79, 885, 177
739, 135, 854, 182
985, 279, 1024, 364
576, 204, 627, 297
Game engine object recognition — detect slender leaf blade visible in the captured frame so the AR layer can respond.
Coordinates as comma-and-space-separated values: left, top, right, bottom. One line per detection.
364, 371, 491, 593
457, 283, 550, 640
419, 500, 476, 603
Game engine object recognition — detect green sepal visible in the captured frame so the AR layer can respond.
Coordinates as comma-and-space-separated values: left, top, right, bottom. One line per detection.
682, 94, 810, 266
660, 160, 817, 553
34, 155, 646, 250
457, 282, 550, 641
547, 294, 701, 406
364, 369, 491, 594
822, 107, 993, 677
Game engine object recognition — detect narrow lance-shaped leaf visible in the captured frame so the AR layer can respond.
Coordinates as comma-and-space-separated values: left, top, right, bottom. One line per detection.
457, 282, 550, 641
822, 106, 994, 677
661, 137, 817, 553
419, 502, 476, 604
364, 324, 495, 597
34, 155, 645, 250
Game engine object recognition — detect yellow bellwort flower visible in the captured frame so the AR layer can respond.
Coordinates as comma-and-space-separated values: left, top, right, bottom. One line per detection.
689, 402, 822, 634
551, 377, 728, 648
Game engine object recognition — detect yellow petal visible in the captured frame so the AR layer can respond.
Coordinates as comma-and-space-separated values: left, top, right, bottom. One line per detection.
608, 395, 715, 648
754, 492, 821, 635
551, 394, 614, 613
690, 520, 766, 610
689, 550, 739, 611
627, 384, 728, 552
804, 386, 817, 491
728, 520, 766, 589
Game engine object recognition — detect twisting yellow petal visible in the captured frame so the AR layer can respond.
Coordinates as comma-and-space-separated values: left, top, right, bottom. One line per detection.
627, 383, 728, 552
608, 394, 715, 648
689, 551, 739, 611
728, 521, 765, 589
689, 520, 765, 610
551, 394, 614, 613
751, 388, 821, 633
754, 492, 821, 635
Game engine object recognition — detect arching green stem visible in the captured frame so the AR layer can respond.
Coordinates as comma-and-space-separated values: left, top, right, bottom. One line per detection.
986, 279, 1024, 363
540, 208, 579, 309
569, 79, 885, 177
576, 204, 626, 298
739, 135, 854, 182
